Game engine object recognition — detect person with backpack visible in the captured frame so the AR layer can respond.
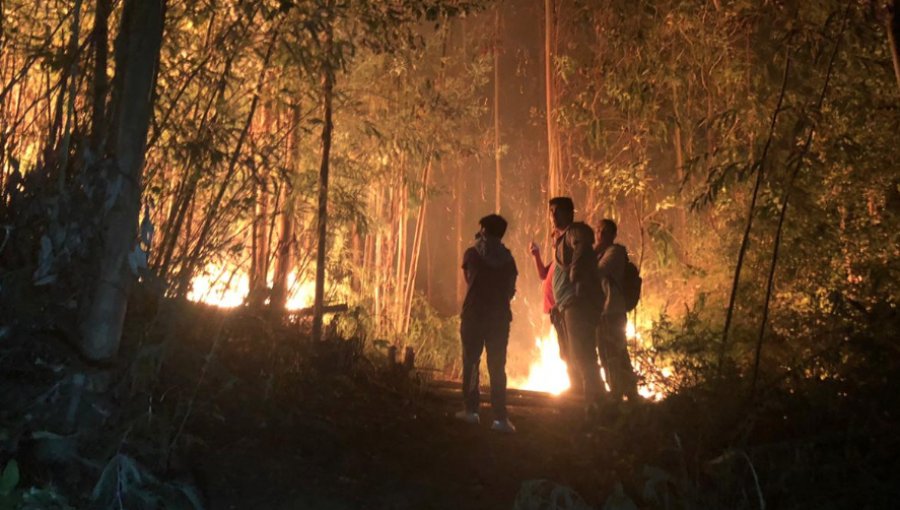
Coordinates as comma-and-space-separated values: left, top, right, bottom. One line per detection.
549, 197, 605, 411
455, 214, 518, 433
594, 218, 640, 402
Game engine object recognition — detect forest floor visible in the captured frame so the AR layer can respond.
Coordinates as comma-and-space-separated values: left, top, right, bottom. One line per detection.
3, 302, 899, 509
196, 379, 622, 510
176, 320, 773, 510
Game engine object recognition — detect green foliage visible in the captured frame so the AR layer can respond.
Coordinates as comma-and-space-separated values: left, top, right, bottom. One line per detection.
92, 454, 204, 510
514, 479, 594, 510
0, 460, 18, 497
0, 459, 74, 510
405, 295, 461, 375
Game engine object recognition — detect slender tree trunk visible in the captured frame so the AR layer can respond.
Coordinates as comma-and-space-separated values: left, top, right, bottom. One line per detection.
394, 176, 408, 331
455, 17, 467, 310
249, 171, 269, 307
672, 83, 687, 244
425, 217, 433, 301
455, 160, 465, 309
751, 3, 850, 397
717, 49, 792, 377
402, 157, 432, 333
249, 101, 272, 308
271, 103, 300, 310
374, 195, 384, 335
56, 0, 83, 189
79, 0, 166, 361
311, 7, 335, 342
384, 182, 399, 332
888, 1, 900, 92
90, 0, 111, 151
544, 0, 559, 198
493, 4, 502, 213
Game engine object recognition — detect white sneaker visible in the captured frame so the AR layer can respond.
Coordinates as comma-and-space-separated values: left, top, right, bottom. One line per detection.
491, 418, 516, 434
454, 410, 480, 424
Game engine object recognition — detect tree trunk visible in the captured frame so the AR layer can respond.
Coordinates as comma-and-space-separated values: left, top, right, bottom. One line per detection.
672, 84, 689, 263
249, 170, 269, 307
455, 17, 468, 310
394, 175, 408, 331
311, 7, 335, 342
544, 0, 559, 199
271, 103, 300, 311
718, 48, 792, 377
249, 101, 272, 308
90, 0, 111, 152
455, 160, 465, 309
888, 1, 900, 92
750, 2, 851, 397
402, 158, 432, 333
493, 4, 502, 213
79, 0, 166, 361
56, 0, 83, 189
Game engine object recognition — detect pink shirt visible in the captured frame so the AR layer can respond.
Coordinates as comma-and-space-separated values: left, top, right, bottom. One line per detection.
542, 263, 556, 314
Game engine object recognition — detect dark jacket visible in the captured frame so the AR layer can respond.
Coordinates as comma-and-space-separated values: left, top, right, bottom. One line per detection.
554, 222, 602, 309
461, 235, 518, 322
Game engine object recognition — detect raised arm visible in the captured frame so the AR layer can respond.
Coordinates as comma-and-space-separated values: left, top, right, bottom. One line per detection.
529, 241, 550, 280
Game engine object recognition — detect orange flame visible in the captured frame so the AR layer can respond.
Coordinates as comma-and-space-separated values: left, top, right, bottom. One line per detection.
510, 328, 571, 395
187, 263, 327, 310
511, 318, 670, 401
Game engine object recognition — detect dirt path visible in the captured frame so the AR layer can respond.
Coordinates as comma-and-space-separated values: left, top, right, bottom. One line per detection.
196, 379, 627, 510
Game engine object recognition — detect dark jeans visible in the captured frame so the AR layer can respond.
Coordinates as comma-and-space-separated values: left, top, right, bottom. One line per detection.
460, 316, 510, 419
562, 303, 604, 401
550, 308, 581, 393
596, 313, 638, 400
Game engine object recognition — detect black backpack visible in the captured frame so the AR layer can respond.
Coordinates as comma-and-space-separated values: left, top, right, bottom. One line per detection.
621, 257, 642, 311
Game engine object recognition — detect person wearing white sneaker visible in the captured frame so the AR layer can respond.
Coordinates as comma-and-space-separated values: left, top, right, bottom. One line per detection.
491, 417, 516, 434
454, 410, 480, 424
457, 214, 518, 430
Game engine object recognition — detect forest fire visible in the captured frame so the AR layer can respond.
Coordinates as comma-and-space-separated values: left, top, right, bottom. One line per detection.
187, 263, 318, 310
512, 318, 669, 401
511, 328, 571, 395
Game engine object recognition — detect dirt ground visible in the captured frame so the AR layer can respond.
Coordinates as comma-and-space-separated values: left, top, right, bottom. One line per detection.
194, 377, 633, 510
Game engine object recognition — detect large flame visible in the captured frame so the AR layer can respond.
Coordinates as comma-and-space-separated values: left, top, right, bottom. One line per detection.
510, 328, 571, 395
511, 318, 670, 401
187, 263, 322, 310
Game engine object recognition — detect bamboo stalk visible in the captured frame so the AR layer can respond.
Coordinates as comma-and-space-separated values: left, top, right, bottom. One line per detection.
751, 1, 853, 398
311, 3, 335, 342
718, 44, 793, 378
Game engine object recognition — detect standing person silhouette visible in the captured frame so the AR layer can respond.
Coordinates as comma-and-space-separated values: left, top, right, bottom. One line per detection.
594, 218, 639, 401
548, 197, 604, 414
455, 214, 518, 433
529, 237, 580, 394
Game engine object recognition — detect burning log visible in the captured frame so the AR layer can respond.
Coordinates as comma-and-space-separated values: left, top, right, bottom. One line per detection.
288, 303, 349, 318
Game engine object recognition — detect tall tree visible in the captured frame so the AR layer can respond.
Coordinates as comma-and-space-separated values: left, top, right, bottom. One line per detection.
271, 103, 301, 311
79, 0, 166, 361
493, 3, 502, 213
888, 0, 900, 91
311, 1, 336, 342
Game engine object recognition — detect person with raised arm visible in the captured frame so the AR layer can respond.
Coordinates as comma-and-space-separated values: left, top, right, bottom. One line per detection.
455, 214, 519, 433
